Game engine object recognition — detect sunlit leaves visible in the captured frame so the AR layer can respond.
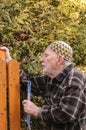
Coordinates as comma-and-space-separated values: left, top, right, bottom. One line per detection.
0, 0, 86, 74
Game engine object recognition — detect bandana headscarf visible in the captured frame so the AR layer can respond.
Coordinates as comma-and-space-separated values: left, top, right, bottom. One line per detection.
48, 41, 73, 61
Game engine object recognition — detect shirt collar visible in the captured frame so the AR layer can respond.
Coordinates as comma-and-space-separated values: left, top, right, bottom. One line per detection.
49, 64, 73, 84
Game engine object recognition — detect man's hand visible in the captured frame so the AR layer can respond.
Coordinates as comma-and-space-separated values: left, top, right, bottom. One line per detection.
22, 100, 41, 117
0, 46, 12, 63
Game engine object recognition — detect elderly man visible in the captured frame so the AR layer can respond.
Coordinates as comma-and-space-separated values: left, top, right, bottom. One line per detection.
1, 41, 86, 130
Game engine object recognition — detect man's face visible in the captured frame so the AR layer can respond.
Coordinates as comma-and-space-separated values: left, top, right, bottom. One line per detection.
40, 48, 59, 76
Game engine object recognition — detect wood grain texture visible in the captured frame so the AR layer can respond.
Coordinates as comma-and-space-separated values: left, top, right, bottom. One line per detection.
0, 60, 7, 130
7, 60, 20, 130
0, 50, 6, 61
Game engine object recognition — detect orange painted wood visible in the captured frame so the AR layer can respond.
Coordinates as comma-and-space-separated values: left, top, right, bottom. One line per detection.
0, 60, 7, 130
7, 60, 20, 130
0, 50, 6, 61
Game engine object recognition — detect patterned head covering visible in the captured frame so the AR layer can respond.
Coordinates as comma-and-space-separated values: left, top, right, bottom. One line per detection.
48, 41, 73, 61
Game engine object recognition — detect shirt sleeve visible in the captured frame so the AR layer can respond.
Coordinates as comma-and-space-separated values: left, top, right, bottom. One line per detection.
37, 74, 85, 124
29, 75, 48, 96
20, 69, 48, 96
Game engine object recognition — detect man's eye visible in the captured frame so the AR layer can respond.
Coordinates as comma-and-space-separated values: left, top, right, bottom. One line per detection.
44, 54, 48, 57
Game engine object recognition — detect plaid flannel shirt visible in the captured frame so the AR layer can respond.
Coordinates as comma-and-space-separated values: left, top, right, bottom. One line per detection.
29, 64, 86, 130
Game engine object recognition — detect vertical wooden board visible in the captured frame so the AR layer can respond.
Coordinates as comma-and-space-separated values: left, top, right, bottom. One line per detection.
0, 50, 6, 61
0, 61, 7, 130
7, 60, 20, 130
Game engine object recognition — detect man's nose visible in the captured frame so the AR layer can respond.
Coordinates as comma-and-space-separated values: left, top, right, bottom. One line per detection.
40, 56, 43, 62
40, 55, 44, 62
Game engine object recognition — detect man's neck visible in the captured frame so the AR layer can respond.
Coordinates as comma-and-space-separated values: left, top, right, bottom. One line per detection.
50, 64, 66, 79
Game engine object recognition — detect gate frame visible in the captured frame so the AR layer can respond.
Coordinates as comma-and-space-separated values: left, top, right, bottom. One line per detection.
0, 50, 20, 130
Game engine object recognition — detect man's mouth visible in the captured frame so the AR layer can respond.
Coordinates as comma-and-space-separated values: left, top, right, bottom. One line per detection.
41, 64, 45, 68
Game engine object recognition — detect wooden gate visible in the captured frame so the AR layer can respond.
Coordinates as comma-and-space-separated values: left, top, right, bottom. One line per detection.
0, 50, 20, 130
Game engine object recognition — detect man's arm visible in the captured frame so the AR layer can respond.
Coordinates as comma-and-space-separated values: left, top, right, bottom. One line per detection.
37, 76, 85, 124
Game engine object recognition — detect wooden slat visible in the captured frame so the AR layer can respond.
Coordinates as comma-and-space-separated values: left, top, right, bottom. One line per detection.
7, 60, 20, 130
0, 60, 7, 130
0, 50, 6, 61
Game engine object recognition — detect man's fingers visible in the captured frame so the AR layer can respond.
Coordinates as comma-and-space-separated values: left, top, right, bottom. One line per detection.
0, 46, 8, 51
22, 100, 30, 104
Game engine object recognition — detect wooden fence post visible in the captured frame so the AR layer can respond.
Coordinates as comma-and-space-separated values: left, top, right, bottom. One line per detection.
0, 50, 21, 130
0, 50, 7, 130
7, 60, 20, 130
0, 50, 6, 60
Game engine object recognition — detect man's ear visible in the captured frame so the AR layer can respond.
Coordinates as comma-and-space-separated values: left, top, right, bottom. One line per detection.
57, 55, 64, 65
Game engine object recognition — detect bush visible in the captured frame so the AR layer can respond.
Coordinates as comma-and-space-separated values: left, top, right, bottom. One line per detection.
0, 0, 86, 129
